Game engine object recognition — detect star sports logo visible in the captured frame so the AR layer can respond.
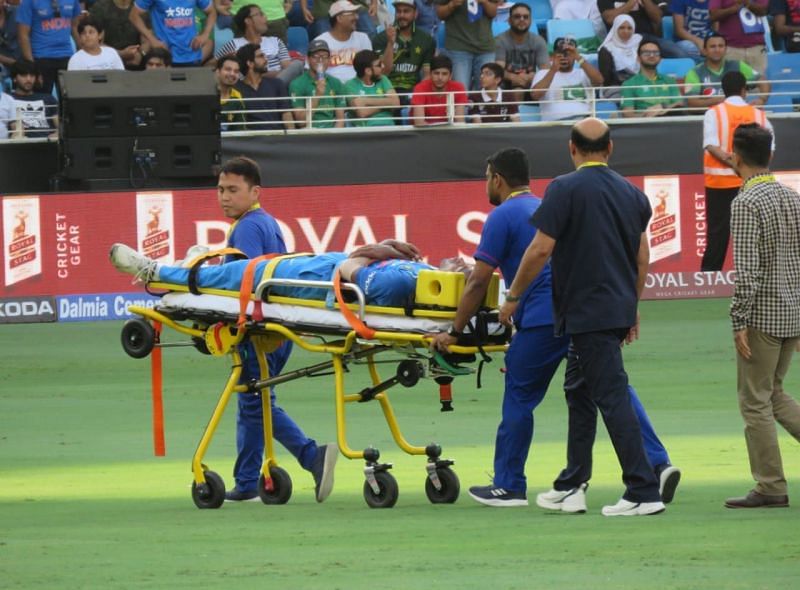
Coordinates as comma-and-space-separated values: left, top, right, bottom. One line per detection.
165, 6, 193, 17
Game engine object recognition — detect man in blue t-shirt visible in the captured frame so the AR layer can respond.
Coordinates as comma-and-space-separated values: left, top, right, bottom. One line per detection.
433, 147, 679, 510
16, 0, 81, 94
670, 0, 714, 59
130, 0, 216, 66
500, 121, 665, 517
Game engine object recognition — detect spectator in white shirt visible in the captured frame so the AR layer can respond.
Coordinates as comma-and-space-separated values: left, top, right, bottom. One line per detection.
67, 16, 126, 70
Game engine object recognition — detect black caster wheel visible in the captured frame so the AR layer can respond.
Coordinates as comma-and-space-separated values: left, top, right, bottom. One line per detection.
363, 470, 399, 509
396, 360, 423, 387
191, 470, 225, 509
120, 318, 156, 359
425, 466, 460, 504
258, 466, 293, 505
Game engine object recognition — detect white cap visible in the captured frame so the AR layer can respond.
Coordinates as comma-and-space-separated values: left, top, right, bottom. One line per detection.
329, 0, 361, 17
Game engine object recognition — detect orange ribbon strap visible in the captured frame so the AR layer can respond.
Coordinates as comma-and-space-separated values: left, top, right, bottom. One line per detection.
333, 271, 376, 340
238, 253, 280, 328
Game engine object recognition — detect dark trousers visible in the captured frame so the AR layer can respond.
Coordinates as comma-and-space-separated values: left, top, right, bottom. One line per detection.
553, 331, 660, 503
701, 186, 739, 272
35, 57, 69, 96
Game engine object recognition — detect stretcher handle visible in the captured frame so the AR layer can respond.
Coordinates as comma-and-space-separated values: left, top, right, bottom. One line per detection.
254, 278, 368, 318
333, 272, 376, 340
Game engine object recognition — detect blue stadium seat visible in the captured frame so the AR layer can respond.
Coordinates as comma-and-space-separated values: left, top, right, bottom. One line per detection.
657, 58, 695, 81
766, 52, 800, 113
546, 19, 596, 49
493, 19, 510, 37
661, 15, 675, 41
518, 103, 540, 122
521, 0, 553, 34
595, 100, 618, 119
287, 26, 310, 55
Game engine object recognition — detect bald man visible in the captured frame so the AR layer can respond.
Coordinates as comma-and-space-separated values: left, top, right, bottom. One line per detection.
500, 118, 664, 517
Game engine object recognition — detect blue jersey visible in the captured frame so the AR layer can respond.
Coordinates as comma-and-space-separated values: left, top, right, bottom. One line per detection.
354, 259, 435, 307
473, 194, 553, 329
226, 207, 286, 260
669, 0, 714, 39
17, 0, 81, 58
134, 0, 210, 64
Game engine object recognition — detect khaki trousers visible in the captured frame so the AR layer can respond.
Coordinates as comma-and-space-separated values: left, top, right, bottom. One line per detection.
737, 328, 800, 495
726, 46, 768, 80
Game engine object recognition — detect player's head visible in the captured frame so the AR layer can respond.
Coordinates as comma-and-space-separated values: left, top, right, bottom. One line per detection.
217, 156, 262, 219
732, 123, 772, 172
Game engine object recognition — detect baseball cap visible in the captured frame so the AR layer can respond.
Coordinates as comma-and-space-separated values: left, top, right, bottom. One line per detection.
392, 0, 415, 6
553, 37, 577, 52
307, 39, 330, 54
329, 0, 361, 17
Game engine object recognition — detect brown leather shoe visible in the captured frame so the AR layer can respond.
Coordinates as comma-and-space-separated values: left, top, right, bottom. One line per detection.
724, 490, 789, 509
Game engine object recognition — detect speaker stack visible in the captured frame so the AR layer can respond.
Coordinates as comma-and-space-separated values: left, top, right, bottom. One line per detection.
57, 69, 221, 188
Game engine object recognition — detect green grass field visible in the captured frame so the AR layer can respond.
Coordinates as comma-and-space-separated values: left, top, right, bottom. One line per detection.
1, 298, 799, 589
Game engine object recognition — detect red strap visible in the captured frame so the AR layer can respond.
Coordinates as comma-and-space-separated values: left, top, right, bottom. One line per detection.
238, 253, 280, 328
333, 271, 376, 339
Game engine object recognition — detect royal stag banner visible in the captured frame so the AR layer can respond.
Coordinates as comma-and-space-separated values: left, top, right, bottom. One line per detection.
3, 172, 798, 322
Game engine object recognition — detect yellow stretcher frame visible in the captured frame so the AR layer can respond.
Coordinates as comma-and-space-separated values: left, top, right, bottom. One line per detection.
122, 281, 508, 509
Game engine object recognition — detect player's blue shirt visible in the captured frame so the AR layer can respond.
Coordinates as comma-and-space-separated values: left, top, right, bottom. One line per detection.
473, 193, 554, 329
354, 259, 435, 307
17, 0, 81, 58
134, 0, 210, 64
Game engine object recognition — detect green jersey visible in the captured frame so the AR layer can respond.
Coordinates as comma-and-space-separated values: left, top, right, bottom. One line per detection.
621, 71, 683, 112
343, 76, 396, 127
372, 28, 435, 92
289, 72, 347, 128
684, 59, 759, 98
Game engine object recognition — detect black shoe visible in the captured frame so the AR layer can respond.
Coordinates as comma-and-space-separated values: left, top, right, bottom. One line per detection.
310, 444, 338, 503
224, 488, 259, 502
656, 464, 681, 504
468, 485, 528, 507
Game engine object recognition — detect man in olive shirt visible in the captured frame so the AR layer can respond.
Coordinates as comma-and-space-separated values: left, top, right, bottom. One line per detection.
372, 0, 434, 103
289, 38, 346, 127
435, 0, 498, 89
620, 40, 683, 117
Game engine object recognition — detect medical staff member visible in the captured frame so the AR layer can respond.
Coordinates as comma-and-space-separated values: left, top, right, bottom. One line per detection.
216, 156, 337, 503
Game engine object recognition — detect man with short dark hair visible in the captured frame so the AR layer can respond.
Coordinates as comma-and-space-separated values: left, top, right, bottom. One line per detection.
214, 5, 301, 84
371, 0, 434, 102
725, 123, 800, 509
409, 53, 467, 125
468, 61, 520, 123
289, 38, 346, 128
684, 33, 769, 110
235, 42, 294, 130
500, 119, 665, 517
494, 2, 548, 103
142, 46, 171, 67
10, 58, 56, 137
344, 48, 398, 126
620, 40, 684, 118
701, 70, 772, 271
216, 54, 247, 132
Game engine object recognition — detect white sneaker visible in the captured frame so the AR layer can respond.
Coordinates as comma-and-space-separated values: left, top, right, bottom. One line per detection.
601, 498, 665, 517
109, 243, 159, 284
177, 244, 210, 268
536, 482, 588, 513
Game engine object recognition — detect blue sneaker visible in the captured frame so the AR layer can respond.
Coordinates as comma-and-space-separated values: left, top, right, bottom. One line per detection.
224, 488, 259, 502
310, 444, 338, 503
468, 485, 528, 507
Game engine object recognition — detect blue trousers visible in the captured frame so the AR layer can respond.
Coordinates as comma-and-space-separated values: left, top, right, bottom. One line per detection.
233, 339, 318, 492
493, 326, 670, 493
553, 332, 661, 503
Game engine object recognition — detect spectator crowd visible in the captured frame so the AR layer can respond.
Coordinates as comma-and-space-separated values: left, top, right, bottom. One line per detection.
0, 0, 798, 137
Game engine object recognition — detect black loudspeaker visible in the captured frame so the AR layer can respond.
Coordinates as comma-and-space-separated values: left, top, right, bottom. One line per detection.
57, 69, 221, 184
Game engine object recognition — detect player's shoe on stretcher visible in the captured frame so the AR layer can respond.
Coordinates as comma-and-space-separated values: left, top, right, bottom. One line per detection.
601, 498, 665, 516
109, 243, 160, 283
536, 483, 588, 513
176, 245, 211, 268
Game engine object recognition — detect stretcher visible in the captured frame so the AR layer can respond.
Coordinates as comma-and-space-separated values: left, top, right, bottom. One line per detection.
119, 252, 510, 509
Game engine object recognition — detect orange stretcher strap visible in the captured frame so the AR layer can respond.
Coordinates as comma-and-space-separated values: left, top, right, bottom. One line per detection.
238, 253, 280, 328
333, 271, 376, 340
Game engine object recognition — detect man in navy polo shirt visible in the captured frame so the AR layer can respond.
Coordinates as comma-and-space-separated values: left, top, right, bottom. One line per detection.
500, 119, 665, 517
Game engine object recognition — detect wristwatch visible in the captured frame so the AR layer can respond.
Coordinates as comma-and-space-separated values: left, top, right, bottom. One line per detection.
447, 326, 462, 338
505, 293, 521, 302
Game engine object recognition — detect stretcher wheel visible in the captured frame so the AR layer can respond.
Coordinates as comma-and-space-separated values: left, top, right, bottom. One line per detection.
258, 466, 292, 505
191, 470, 225, 509
363, 471, 399, 509
396, 360, 423, 387
425, 466, 460, 504
120, 318, 156, 359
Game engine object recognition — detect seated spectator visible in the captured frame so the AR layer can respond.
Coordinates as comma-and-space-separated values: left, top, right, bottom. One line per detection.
670, 0, 714, 60
372, 0, 434, 104
550, 0, 606, 38
410, 53, 467, 125
435, 0, 498, 90
289, 38, 346, 128
142, 46, 171, 67
312, 0, 372, 82
598, 14, 641, 93
9, 59, 57, 137
68, 17, 126, 70
235, 42, 294, 129
0, 89, 16, 138
530, 37, 603, 121
129, 0, 216, 66
709, 0, 768, 73
771, 0, 800, 53
684, 33, 769, 109
16, 0, 82, 94
90, 0, 148, 69
216, 54, 247, 131
620, 40, 684, 117
494, 2, 549, 104
598, 0, 692, 58
214, 5, 302, 84
302, 0, 376, 38
344, 48, 398, 125
469, 61, 520, 123
0, 0, 21, 82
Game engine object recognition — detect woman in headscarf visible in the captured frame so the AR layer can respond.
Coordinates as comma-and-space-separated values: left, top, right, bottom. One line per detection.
598, 14, 641, 97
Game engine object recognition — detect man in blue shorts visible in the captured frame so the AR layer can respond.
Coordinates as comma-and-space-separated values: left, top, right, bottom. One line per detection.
432, 147, 679, 511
